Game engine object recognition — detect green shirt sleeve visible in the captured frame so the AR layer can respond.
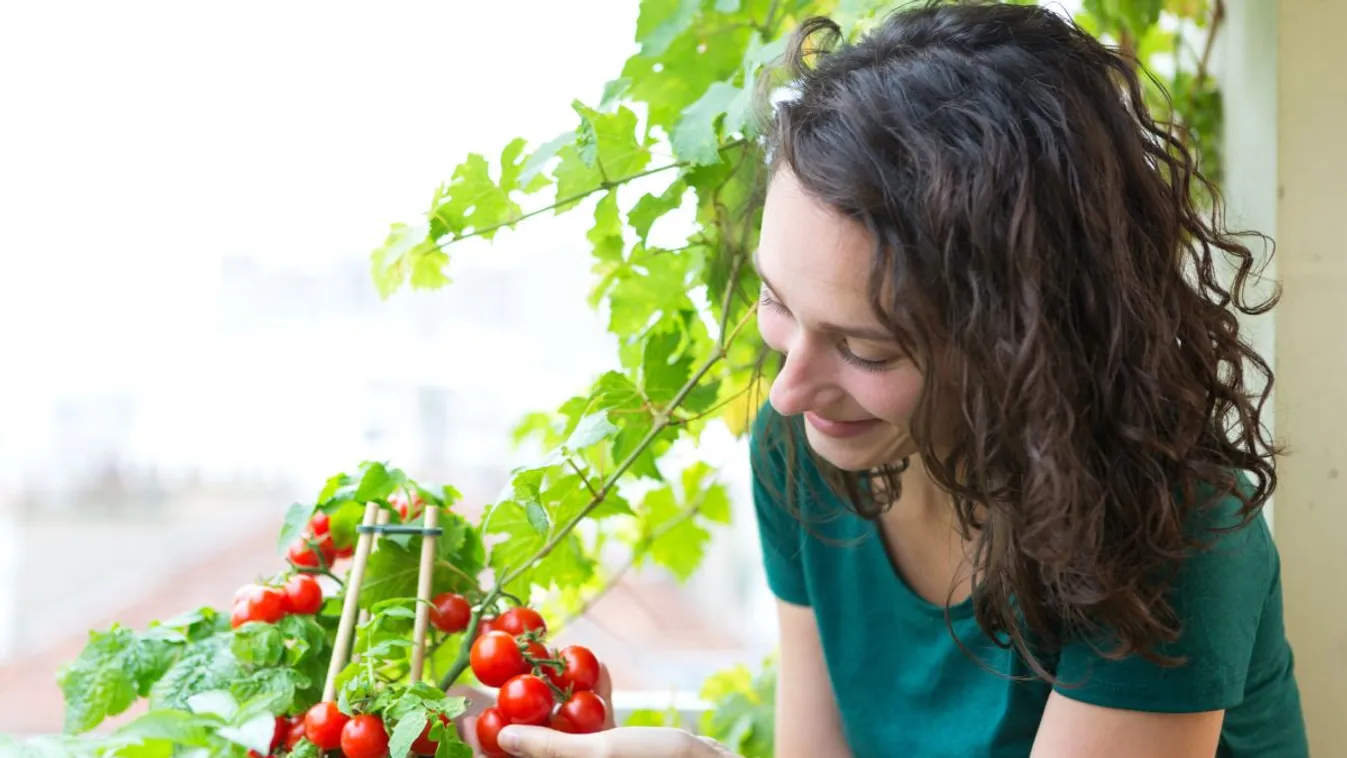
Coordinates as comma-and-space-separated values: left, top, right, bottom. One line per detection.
1053, 502, 1278, 713
751, 405, 812, 606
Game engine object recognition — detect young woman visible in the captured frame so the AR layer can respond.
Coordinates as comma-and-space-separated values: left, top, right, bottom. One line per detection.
490, 1, 1309, 756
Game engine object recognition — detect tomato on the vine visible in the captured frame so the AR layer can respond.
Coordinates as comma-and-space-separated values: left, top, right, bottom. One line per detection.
470, 630, 528, 687
477, 615, 502, 637
303, 701, 349, 750
498, 606, 546, 638
429, 592, 471, 634
284, 716, 306, 750
287, 533, 337, 569
282, 574, 323, 615
554, 645, 600, 692
475, 707, 510, 758
340, 714, 389, 758
497, 674, 554, 726
232, 585, 286, 627
556, 690, 607, 734
410, 712, 450, 755
309, 510, 330, 537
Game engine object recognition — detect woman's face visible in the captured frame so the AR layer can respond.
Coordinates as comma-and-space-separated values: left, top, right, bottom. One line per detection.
755, 167, 926, 472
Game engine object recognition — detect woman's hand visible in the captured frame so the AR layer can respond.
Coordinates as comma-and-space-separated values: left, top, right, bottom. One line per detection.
496, 725, 737, 758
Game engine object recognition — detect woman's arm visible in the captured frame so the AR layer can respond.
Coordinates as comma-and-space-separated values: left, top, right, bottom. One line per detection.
774, 598, 854, 758
1030, 692, 1224, 757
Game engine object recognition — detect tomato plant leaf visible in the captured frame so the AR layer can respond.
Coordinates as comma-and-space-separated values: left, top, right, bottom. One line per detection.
150, 635, 241, 713
277, 502, 314, 556
525, 500, 551, 535
387, 710, 428, 758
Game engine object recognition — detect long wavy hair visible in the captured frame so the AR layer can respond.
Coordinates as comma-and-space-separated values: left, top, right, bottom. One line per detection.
754, 0, 1280, 680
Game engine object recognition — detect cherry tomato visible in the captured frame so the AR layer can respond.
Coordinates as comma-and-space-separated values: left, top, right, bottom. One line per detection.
284, 716, 307, 749
549, 710, 577, 733
283, 574, 323, 615
304, 701, 349, 750
309, 511, 330, 536
229, 602, 251, 630
267, 714, 287, 751
497, 674, 554, 726
556, 690, 607, 734
287, 533, 337, 569
389, 491, 424, 522
340, 714, 389, 758
410, 713, 450, 755
554, 645, 600, 692
335, 543, 355, 559
429, 592, 471, 634
498, 607, 547, 638
477, 616, 502, 637
474, 707, 510, 758
470, 631, 527, 687
234, 585, 286, 626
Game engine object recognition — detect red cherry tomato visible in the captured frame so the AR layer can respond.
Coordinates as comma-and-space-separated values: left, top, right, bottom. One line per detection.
410, 713, 450, 755
477, 616, 502, 637
282, 574, 324, 615
555, 645, 601, 692
284, 716, 306, 749
234, 585, 286, 626
287, 533, 337, 569
429, 592, 471, 634
475, 707, 510, 758
470, 631, 528, 688
303, 701, 349, 750
268, 714, 287, 751
340, 714, 389, 758
556, 690, 607, 734
497, 674, 554, 726
309, 511, 330, 536
498, 606, 547, 638
549, 710, 577, 733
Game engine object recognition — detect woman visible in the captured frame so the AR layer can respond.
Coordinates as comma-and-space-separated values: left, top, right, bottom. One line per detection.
492, 1, 1309, 756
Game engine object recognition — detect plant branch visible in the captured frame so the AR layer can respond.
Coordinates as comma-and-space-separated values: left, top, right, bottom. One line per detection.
434, 139, 747, 251
567, 458, 600, 498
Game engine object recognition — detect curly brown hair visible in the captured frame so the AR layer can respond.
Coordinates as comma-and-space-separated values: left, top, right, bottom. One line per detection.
754, 0, 1280, 680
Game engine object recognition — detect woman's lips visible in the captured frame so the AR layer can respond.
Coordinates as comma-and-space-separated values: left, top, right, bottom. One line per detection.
804, 411, 881, 439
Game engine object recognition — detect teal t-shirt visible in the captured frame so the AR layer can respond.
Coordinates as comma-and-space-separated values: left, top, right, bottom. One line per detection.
750, 407, 1308, 757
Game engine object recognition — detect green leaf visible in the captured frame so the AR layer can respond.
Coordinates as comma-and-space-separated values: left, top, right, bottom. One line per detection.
622, 13, 753, 131
150, 635, 241, 712
634, 0, 701, 58
370, 223, 443, 299
638, 485, 710, 581
112, 708, 213, 747
230, 668, 305, 717
358, 511, 484, 610
628, 179, 687, 243
485, 499, 594, 599
642, 321, 693, 406
277, 502, 314, 555
230, 623, 283, 668
519, 130, 576, 190
429, 152, 524, 241
588, 190, 625, 263
554, 103, 652, 211
671, 82, 744, 165
715, 0, 742, 11
525, 501, 551, 534
600, 77, 633, 109
388, 711, 428, 758
355, 461, 404, 502
217, 712, 279, 755
566, 412, 619, 451
58, 625, 178, 734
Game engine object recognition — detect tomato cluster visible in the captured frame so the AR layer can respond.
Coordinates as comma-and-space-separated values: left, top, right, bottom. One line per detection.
468, 607, 608, 758
230, 573, 324, 629
286, 511, 354, 570
299, 702, 395, 758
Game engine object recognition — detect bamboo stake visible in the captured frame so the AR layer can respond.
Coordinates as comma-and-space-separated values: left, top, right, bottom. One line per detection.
409, 504, 439, 683
322, 502, 380, 702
